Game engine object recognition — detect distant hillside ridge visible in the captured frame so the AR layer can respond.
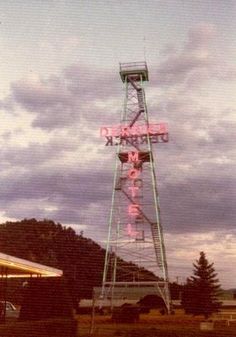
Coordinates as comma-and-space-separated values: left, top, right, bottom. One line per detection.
0, 218, 161, 300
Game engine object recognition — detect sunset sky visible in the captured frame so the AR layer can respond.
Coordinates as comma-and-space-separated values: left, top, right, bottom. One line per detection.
0, 1, 235, 287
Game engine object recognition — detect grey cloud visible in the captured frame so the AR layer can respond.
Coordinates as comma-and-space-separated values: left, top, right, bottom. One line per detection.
0, 137, 78, 167
0, 25, 234, 239
160, 174, 235, 233
10, 65, 121, 131
0, 130, 234, 236
214, 68, 236, 81
148, 108, 235, 234
0, 162, 113, 216
205, 119, 236, 153
11, 75, 79, 130
0, 96, 15, 113
155, 51, 214, 86
158, 53, 212, 77
11, 76, 71, 111
1, 168, 111, 202
149, 93, 235, 160
186, 23, 216, 51
63, 65, 120, 99
154, 23, 236, 86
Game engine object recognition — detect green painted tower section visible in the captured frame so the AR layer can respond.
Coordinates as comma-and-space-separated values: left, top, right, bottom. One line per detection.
101, 62, 171, 313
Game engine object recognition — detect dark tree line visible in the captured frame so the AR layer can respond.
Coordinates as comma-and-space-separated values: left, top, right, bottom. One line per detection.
0, 219, 160, 303
0, 218, 195, 307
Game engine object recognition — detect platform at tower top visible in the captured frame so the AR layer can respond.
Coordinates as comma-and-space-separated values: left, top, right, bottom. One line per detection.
120, 61, 149, 82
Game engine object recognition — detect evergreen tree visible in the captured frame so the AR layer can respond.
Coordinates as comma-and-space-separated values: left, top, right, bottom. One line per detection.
181, 251, 222, 318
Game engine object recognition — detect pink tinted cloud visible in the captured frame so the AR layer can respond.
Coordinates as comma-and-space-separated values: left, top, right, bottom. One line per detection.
155, 23, 236, 85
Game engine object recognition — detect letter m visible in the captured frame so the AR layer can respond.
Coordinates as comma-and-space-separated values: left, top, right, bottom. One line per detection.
128, 151, 139, 163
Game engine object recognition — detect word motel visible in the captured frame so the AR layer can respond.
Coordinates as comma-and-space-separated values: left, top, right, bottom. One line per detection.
125, 151, 143, 238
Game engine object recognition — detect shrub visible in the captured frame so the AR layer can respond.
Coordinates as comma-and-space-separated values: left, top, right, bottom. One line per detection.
137, 294, 166, 313
112, 304, 140, 323
19, 277, 74, 321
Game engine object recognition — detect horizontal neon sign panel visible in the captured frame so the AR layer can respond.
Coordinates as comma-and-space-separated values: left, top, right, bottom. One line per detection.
100, 123, 168, 138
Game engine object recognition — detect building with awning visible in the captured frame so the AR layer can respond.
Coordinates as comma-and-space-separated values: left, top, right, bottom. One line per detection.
0, 252, 62, 278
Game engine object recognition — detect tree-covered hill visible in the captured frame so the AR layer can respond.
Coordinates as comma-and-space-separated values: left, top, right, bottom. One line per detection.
0, 219, 160, 301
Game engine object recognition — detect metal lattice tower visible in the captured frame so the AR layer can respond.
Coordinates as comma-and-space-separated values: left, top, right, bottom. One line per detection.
100, 62, 170, 312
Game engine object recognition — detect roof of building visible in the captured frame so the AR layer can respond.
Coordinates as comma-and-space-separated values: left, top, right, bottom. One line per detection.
93, 284, 165, 300
0, 252, 62, 278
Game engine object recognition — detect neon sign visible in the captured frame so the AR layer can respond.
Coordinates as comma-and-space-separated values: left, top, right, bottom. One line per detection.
101, 123, 169, 239
126, 223, 139, 237
100, 123, 169, 146
100, 123, 168, 137
125, 151, 143, 238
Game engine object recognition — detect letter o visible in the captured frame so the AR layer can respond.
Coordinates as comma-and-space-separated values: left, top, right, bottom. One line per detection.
128, 168, 140, 179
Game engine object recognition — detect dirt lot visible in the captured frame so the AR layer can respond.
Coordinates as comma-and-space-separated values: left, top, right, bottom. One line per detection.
76, 309, 236, 337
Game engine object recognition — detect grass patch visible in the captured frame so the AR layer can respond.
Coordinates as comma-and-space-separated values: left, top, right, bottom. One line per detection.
0, 318, 77, 337
77, 309, 236, 337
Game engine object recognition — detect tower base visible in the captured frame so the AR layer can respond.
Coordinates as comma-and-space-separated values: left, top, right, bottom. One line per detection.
95, 281, 170, 313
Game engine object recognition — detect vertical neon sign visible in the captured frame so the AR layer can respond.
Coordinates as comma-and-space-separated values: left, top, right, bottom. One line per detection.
126, 151, 142, 237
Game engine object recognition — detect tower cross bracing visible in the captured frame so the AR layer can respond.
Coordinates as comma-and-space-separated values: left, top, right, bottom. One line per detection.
100, 62, 170, 312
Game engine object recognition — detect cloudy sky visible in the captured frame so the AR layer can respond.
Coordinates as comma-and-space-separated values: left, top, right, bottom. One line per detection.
0, 0, 235, 287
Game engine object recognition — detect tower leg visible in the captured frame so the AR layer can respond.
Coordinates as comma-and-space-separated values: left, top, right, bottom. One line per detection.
100, 62, 171, 312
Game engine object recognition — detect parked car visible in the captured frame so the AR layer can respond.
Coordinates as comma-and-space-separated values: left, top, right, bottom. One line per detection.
0, 301, 19, 318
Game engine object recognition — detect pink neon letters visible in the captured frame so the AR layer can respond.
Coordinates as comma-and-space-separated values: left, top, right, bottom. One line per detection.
128, 204, 140, 216
127, 223, 139, 237
126, 151, 142, 238
128, 151, 139, 163
128, 168, 140, 179
128, 186, 139, 197
100, 123, 168, 137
